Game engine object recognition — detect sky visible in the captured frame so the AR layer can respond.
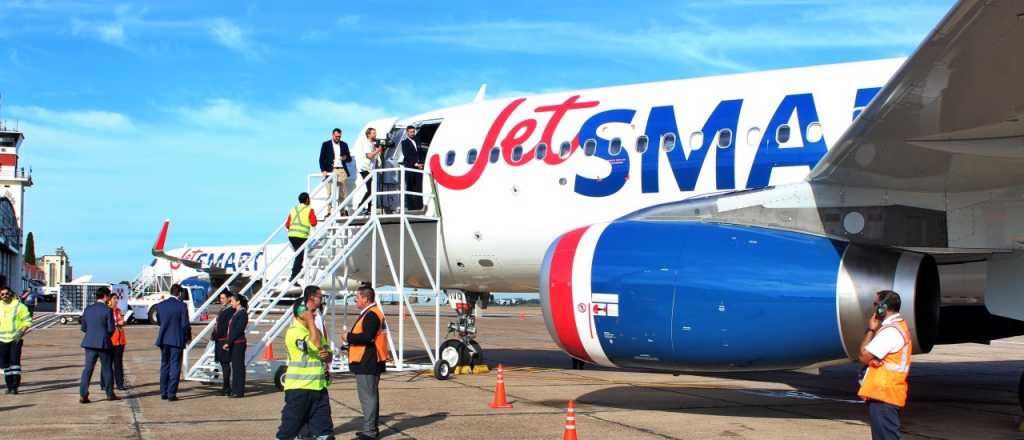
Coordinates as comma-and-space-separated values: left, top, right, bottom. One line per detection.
0, 0, 955, 282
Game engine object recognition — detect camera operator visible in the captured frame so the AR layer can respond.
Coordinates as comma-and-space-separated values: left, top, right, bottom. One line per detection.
356, 127, 384, 215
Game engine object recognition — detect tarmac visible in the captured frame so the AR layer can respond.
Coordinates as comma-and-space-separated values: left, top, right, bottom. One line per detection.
4, 305, 1023, 439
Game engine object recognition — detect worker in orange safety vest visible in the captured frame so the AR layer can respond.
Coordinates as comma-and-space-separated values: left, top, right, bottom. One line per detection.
858, 290, 912, 440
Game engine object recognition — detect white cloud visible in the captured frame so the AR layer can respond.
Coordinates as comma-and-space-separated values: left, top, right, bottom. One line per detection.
71, 17, 126, 45
208, 18, 257, 58
176, 98, 254, 129
7, 105, 133, 130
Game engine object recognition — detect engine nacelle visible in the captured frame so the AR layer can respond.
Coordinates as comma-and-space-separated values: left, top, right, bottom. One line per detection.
539, 221, 939, 372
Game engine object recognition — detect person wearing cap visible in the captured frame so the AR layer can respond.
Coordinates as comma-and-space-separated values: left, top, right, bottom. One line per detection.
275, 286, 334, 440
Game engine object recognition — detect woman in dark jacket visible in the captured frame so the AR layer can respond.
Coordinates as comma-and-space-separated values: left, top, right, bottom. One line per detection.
222, 294, 248, 398
212, 291, 235, 396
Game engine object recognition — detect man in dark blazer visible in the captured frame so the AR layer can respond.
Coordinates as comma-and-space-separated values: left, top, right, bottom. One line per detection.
154, 284, 192, 401
79, 286, 116, 403
400, 126, 424, 211
319, 128, 352, 209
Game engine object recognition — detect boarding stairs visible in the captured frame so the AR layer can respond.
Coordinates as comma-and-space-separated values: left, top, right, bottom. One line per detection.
182, 168, 444, 384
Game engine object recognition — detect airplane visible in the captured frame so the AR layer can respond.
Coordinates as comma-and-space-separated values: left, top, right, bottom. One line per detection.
159, 0, 1024, 408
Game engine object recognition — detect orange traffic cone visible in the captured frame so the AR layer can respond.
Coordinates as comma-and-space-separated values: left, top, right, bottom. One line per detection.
519, 312, 525, 320
488, 363, 513, 408
562, 400, 578, 440
262, 344, 274, 361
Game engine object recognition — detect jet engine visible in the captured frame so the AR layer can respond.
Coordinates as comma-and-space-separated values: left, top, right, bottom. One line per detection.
539, 221, 939, 371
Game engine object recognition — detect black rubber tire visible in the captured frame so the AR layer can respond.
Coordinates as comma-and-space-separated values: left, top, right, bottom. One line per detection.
433, 360, 452, 380
148, 307, 158, 324
467, 340, 483, 364
59, 316, 68, 325
274, 365, 287, 392
439, 339, 467, 367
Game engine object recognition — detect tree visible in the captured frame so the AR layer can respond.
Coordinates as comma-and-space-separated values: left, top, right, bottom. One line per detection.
24, 232, 35, 265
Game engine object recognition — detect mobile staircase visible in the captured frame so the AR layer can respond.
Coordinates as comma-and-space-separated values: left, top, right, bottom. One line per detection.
181, 168, 444, 387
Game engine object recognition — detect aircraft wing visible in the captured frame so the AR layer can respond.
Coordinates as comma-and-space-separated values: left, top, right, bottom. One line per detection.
807, 0, 1024, 192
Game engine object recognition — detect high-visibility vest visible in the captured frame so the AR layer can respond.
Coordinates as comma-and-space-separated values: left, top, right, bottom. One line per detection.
349, 305, 390, 364
0, 300, 31, 343
858, 318, 912, 407
283, 319, 329, 391
287, 204, 313, 239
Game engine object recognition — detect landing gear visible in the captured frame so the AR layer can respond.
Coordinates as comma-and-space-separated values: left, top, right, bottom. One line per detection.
434, 290, 488, 378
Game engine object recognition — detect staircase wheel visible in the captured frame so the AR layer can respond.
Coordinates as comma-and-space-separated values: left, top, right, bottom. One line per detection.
274, 365, 288, 392
433, 360, 452, 380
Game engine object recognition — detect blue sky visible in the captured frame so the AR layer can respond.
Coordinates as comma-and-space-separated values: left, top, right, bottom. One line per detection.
0, 0, 954, 282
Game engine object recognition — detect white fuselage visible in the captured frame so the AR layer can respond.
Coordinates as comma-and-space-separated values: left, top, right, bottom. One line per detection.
348, 59, 904, 292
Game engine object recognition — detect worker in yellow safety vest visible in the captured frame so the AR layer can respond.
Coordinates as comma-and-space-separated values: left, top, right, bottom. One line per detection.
858, 290, 912, 440
342, 285, 390, 440
275, 286, 333, 440
0, 287, 32, 394
285, 192, 318, 281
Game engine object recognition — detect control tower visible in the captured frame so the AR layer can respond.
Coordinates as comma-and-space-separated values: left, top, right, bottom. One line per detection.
0, 120, 32, 290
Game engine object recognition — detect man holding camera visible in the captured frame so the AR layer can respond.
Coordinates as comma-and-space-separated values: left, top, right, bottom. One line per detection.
356, 127, 384, 215
858, 290, 911, 440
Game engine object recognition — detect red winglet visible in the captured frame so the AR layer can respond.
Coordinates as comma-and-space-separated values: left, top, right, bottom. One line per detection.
153, 220, 170, 252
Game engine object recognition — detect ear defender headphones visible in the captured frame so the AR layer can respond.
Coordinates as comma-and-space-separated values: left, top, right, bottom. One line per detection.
875, 296, 889, 319
294, 287, 313, 316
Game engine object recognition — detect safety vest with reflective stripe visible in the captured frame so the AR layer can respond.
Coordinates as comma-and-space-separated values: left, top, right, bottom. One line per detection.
348, 304, 390, 364
287, 204, 313, 239
858, 319, 912, 407
283, 319, 330, 391
0, 300, 31, 343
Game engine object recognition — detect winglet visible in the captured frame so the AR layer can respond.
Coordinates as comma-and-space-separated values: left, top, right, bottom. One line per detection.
153, 219, 170, 254
473, 84, 487, 103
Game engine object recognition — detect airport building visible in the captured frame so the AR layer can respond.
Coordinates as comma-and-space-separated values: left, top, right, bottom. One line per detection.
0, 121, 32, 290
41, 247, 72, 288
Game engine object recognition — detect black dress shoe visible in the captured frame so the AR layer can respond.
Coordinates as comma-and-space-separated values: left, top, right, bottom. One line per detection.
167, 396, 178, 402
107, 394, 121, 401
4, 389, 11, 394
117, 386, 128, 391
10, 389, 17, 395
79, 397, 91, 404
221, 389, 230, 396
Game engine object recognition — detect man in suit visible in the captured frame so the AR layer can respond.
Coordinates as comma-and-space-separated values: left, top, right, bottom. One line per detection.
154, 284, 192, 401
79, 286, 117, 403
400, 126, 424, 211
319, 128, 352, 211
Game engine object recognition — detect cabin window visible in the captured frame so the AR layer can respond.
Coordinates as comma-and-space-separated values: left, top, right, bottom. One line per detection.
445, 151, 456, 166
535, 143, 548, 161
583, 139, 597, 156
806, 122, 823, 143
661, 133, 677, 152
511, 145, 524, 162
717, 129, 733, 148
466, 148, 478, 164
690, 132, 704, 150
559, 141, 572, 158
746, 127, 762, 147
777, 125, 791, 143
636, 135, 649, 153
609, 137, 622, 156
489, 147, 501, 163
